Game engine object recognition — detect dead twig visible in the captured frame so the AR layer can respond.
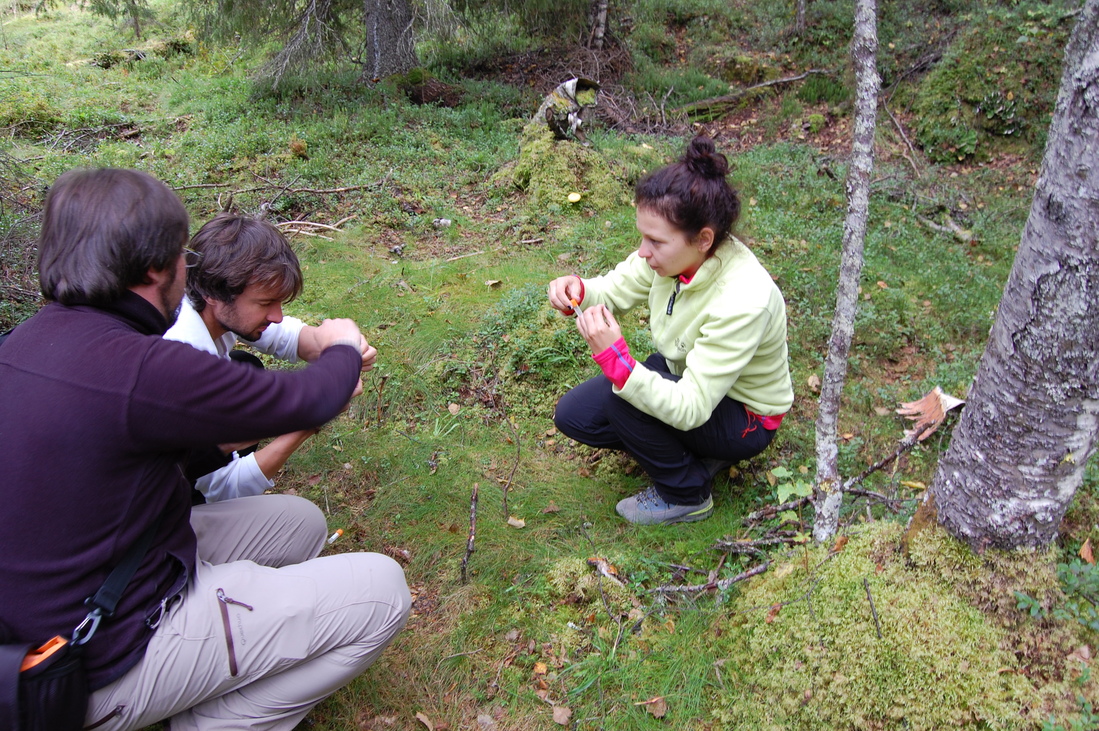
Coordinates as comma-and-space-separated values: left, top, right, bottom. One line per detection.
649, 561, 770, 595
745, 496, 811, 523
863, 577, 883, 639
713, 535, 802, 554
374, 374, 389, 425
883, 102, 921, 177
460, 482, 479, 584
498, 410, 521, 517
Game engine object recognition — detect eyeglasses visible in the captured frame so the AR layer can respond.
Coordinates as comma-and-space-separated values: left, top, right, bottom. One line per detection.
183, 247, 203, 269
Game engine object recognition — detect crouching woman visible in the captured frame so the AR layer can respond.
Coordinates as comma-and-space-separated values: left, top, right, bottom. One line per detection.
547, 135, 793, 525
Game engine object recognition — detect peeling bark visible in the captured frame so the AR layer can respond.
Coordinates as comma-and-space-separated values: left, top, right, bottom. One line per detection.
811, 0, 880, 542
929, 0, 1099, 551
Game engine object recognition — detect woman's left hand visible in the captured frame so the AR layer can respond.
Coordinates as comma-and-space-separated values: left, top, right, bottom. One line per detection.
575, 304, 623, 355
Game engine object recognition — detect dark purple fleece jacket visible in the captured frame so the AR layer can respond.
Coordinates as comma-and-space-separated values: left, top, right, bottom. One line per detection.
0, 291, 361, 689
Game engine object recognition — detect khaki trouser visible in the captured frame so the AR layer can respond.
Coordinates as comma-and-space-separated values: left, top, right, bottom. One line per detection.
85, 495, 411, 731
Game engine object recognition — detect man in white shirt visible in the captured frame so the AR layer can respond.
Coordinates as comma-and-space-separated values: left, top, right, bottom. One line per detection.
166, 214, 374, 502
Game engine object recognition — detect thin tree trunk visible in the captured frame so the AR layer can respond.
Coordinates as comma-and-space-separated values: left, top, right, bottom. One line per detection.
590, 0, 608, 49
925, 0, 1099, 551
795, 0, 807, 35
811, 0, 880, 542
360, 0, 419, 83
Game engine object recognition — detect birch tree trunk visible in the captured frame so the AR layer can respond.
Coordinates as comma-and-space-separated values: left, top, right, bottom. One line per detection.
590, 0, 609, 50
359, 0, 419, 83
924, 0, 1099, 551
811, 0, 880, 542
795, 0, 807, 35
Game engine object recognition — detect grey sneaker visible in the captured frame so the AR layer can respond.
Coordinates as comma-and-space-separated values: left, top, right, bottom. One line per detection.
615, 486, 713, 525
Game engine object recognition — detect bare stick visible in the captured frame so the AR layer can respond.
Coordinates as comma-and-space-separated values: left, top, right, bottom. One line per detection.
461, 482, 479, 584
840, 420, 936, 493
445, 250, 484, 262
863, 577, 882, 639
883, 102, 921, 176
374, 374, 389, 425
172, 183, 232, 191
276, 220, 345, 232
675, 70, 833, 117
745, 496, 810, 523
649, 561, 770, 595
501, 417, 520, 518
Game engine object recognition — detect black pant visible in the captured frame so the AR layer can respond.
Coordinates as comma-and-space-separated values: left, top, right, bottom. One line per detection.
553, 353, 776, 505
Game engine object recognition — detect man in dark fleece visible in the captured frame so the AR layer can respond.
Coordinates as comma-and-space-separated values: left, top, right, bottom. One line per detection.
0, 168, 410, 731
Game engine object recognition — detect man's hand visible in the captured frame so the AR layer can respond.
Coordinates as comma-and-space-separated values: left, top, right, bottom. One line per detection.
311, 318, 367, 353
300, 322, 377, 371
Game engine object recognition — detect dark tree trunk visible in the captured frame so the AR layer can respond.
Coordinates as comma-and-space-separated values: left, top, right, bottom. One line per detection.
926, 0, 1099, 551
360, 0, 419, 82
811, 0, 879, 541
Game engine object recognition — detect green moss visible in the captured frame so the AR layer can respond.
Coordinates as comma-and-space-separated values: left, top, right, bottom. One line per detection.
714, 522, 1052, 729
493, 123, 630, 212
910, 2, 1076, 162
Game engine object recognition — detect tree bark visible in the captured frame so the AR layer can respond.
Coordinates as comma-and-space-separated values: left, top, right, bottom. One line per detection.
811, 0, 880, 542
927, 0, 1099, 551
360, 0, 419, 82
795, 0, 807, 35
590, 0, 609, 50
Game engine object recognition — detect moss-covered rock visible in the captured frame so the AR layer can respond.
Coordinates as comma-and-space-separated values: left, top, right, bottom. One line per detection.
714, 521, 1096, 729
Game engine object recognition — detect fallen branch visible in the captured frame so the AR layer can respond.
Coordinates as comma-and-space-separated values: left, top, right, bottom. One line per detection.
675, 69, 834, 119
713, 535, 801, 554
917, 214, 973, 243
649, 561, 770, 595
461, 482, 479, 584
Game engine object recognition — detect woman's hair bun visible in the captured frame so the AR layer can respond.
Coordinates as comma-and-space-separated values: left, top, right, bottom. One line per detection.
682, 135, 729, 179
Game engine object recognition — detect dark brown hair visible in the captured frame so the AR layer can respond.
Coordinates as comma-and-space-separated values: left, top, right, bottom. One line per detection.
38, 168, 189, 304
634, 135, 740, 253
186, 214, 303, 312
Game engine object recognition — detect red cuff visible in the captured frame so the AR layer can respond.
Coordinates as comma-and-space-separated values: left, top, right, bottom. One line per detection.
592, 337, 635, 389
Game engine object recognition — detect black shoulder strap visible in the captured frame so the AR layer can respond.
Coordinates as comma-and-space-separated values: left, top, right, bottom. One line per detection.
72, 507, 167, 646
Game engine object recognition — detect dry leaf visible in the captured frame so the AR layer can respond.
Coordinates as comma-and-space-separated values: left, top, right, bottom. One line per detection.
552, 706, 572, 725
807, 374, 822, 393
900, 481, 926, 490
485, 280, 501, 287
832, 535, 849, 553
542, 503, 561, 514
873, 406, 892, 416
1081, 538, 1095, 565
507, 516, 526, 529
448, 403, 460, 415
896, 386, 965, 441
586, 557, 625, 585
533, 661, 548, 675
415, 712, 434, 730
634, 697, 668, 718
1068, 645, 1092, 664
765, 603, 782, 623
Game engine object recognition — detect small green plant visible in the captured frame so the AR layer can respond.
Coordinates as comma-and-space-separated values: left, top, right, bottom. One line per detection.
1041, 667, 1098, 731
1014, 558, 1099, 631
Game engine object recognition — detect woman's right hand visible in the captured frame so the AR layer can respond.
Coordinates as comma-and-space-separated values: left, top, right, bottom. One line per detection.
548, 275, 584, 315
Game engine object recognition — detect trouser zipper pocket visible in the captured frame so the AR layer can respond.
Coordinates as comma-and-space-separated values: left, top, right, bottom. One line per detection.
216, 588, 254, 677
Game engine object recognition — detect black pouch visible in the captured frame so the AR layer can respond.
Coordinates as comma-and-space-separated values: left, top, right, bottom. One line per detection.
1, 635, 88, 731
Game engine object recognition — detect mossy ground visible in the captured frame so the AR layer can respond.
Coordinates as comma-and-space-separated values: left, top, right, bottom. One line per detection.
714, 522, 1098, 730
